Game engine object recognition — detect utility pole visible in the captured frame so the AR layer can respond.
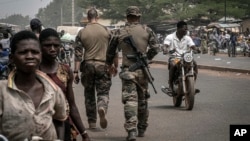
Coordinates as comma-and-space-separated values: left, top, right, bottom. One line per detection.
224, 0, 226, 23
72, 0, 75, 26
61, 7, 63, 26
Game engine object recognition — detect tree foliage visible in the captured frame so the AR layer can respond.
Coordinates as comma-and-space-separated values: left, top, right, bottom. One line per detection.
1, 0, 249, 28
36, 0, 83, 28
77, 0, 250, 24
0, 14, 30, 28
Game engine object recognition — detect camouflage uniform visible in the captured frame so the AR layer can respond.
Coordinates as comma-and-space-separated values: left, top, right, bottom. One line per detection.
75, 22, 112, 125
106, 6, 160, 137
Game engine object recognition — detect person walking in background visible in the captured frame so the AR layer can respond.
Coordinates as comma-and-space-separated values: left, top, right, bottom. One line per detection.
30, 18, 43, 38
0, 32, 10, 66
230, 32, 237, 57
39, 28, 90, 141
73, 8, 116, 130
0, 30, 67, 141
106, 6, 160, 141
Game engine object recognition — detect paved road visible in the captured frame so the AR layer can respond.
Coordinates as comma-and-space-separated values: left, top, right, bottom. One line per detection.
153, 53, 250, 73
74, 65, 250, 141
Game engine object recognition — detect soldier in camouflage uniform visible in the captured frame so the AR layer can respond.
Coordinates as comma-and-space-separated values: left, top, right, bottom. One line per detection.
106, 6, 160, 141
73, 8, 117, 129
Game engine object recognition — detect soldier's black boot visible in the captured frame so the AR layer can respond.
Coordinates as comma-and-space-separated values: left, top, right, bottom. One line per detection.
138, 130, 145, 137
126, 130, 137, 141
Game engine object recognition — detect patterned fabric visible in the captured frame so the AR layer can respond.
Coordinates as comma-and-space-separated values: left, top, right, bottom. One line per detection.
44, 63, 78, 141
80, 61, 111, 124
120, 68, 149, 132
106, 22, 159, 133
46, 63, 70, 94
75, 22, 112, 125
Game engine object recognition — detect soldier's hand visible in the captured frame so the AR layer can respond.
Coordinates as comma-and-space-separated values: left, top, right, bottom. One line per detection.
105, 64, 117, 77
74, 73, 80, 84
111, 66, 118, 77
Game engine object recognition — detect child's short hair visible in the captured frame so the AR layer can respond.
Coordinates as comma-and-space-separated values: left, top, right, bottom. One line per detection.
10, 30, 38, 54
39, 28, 60, 44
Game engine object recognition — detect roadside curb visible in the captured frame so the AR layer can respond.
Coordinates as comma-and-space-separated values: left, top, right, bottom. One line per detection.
197, 65, 250, 74
151, 60, 250, 74
119, 57, 250, 74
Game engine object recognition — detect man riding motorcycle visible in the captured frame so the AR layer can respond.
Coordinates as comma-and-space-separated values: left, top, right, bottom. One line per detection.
162, 21, 199, 95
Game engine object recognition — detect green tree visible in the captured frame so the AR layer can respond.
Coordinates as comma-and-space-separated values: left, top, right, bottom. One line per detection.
31, 0, 249, 28
36, 0, 83, 28
77, 0, 249, 24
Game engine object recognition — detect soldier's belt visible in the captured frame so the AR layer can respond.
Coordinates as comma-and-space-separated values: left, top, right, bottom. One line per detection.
84, 59, 106, 64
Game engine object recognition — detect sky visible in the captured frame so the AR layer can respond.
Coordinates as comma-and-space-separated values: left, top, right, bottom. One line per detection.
0, 0, 52, 19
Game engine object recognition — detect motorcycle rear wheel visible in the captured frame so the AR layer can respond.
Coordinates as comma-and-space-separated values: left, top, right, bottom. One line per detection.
185, 77, 195, 110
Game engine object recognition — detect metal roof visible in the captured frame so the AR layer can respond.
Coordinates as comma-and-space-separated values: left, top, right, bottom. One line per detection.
207, 23, 241, 28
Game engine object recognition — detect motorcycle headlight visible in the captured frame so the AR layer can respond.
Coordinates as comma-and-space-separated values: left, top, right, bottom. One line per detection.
184, 53, 193, 63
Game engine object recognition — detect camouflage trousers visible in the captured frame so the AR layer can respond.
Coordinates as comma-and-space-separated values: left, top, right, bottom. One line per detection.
119, 68, 149, 132
81, 61, 112, 124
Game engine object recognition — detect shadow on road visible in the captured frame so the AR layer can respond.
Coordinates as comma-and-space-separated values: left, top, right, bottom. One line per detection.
150, 104, 191, 111
92, 136, 125, 141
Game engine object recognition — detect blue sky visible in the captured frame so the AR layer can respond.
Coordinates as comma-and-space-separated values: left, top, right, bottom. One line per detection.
0, 0, 52, 19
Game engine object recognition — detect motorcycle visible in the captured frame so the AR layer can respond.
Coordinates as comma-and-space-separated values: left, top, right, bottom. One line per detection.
162, 50, 197, 110
58, 41, 73, 67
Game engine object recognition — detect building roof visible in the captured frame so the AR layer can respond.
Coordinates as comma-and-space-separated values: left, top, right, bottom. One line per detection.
218, 17, 242, 23
208, 23, 241, 28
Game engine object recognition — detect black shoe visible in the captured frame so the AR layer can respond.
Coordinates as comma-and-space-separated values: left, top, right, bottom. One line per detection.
195, 89, 200, 94
138, 130, 145, 137
127, 131, 136, 141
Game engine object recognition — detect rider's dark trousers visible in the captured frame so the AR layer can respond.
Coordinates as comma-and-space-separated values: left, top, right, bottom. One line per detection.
168, 59, 198, 88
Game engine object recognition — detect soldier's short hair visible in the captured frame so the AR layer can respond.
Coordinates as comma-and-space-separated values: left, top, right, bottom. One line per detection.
87, 8, 98, 19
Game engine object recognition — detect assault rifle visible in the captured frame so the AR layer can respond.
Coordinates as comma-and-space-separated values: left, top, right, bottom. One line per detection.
123, 35, 157, 94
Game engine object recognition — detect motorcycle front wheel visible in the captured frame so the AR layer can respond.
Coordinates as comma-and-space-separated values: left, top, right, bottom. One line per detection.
185, 77, 195, 110
173, 83, 183, 107
173, 95, 183, 107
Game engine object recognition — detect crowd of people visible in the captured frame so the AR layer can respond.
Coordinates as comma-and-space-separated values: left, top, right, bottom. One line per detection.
0, 5, 249, 141
188, 27, 250, 57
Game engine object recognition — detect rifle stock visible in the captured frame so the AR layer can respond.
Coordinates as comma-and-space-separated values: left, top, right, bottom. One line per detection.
123, 36, 157, 94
